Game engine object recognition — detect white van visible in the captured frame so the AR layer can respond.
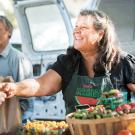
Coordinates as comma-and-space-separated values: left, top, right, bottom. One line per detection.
13, 0, 135, 120
13, 0, 73, 120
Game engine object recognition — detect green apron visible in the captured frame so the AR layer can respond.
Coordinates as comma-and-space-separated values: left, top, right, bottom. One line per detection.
62, 64, 113, 114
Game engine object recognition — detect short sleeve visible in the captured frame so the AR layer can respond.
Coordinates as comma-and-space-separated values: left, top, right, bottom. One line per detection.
50, 54, 74, 90
9, 48, 33, 82
17, 55, 33, 81
123, 54, 135, 83
50, 54, 69, 79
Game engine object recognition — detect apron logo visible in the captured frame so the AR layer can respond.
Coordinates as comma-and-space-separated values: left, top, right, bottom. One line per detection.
76, 87, 100, 98
76, 83, 100, 105
76, 96, 98, 105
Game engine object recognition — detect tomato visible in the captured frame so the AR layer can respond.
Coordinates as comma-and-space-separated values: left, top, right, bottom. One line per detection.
86, 107, 94, 112
117, 130, 132, 135
121, 104, 131, 110
130, 103, 135, 108
116, 106, 123, 112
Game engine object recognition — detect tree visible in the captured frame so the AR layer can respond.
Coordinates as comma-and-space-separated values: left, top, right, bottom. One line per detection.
0, 0, 17, 27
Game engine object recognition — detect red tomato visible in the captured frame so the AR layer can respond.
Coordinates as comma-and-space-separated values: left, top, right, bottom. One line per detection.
121, 104, 131, 110
116, 106, 123, 112
117, 130, 132, 135
86, 107, 94, 112
130, 103, 135, 108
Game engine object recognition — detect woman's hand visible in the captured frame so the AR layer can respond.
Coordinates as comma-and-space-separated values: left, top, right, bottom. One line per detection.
127, 83, 135, 92
0, 83, 17, 98
0, 92, 7, 105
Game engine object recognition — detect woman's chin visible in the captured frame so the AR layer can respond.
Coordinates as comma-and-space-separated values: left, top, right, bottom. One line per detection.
74, 44, 81, 50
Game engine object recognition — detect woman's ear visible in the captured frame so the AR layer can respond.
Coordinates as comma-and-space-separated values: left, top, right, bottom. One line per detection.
8, 31, 12, 38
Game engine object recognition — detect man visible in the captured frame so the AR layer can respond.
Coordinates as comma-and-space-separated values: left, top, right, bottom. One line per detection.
0, 15, 33, 121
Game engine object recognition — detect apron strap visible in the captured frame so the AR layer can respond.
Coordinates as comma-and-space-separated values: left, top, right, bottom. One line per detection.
75, 62, 80, 74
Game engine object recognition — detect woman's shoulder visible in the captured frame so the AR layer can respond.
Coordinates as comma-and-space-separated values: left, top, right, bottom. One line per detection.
56, 54, 73, 66
50, 54, 74, 72
120, 51, 135, 64
9, 46, 29, 61
118, 52, 135, 72
57, 53, 70, 60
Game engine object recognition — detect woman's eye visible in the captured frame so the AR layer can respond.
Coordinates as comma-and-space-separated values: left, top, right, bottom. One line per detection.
81, 27, 88, 30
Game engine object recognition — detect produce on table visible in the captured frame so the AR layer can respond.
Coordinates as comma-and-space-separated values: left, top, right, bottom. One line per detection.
71, 102, 135, 120
70, 90, 135, 120
18, 120, 68, 135
71, 105, 115, 119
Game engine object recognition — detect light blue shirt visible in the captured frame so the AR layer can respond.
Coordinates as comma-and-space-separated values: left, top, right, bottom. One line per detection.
0, 44, 33, 121
0, 44, 32, 81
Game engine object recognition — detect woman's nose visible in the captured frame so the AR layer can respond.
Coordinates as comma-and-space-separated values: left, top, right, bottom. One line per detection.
73, 27, 81, 34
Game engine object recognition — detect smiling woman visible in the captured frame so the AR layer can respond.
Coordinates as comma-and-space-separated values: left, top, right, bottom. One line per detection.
0, 9, 135, 117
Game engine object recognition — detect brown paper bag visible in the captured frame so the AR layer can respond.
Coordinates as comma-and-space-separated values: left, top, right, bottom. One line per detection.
0, 76, 21, 134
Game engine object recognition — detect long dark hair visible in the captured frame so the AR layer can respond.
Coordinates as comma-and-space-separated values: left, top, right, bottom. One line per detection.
67, 9, 121, 74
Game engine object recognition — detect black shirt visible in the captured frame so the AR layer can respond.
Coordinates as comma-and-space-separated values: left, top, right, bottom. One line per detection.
50, 52, 135, 99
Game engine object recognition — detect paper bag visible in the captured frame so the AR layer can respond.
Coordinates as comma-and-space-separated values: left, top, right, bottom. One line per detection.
0, 76, 21, 134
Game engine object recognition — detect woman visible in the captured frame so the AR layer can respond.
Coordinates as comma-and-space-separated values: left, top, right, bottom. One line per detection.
0, 9, 135, 114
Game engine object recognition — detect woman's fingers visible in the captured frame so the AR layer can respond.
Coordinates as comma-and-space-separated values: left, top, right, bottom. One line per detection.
0, 83, 16, 98
0, 83, 9, 92
6, 91, 15, 98
0, 92, 7, 105
0, 83, 13, 92
3, 83, 11, 92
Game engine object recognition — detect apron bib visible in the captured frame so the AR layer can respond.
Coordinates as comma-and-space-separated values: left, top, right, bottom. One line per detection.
62, 65, 113, 114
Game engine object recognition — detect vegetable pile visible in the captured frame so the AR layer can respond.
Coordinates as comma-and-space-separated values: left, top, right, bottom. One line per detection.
71, 102, 135, 120
71, 90, 135, 120
18, 120, 68, 135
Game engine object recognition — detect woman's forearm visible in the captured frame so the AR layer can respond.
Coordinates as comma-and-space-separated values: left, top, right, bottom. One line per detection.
15, 78, 40, 97
1, 69, 62, 98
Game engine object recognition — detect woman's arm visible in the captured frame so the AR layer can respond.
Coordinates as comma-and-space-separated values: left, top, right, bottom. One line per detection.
0, 69, 62, 97
127, 83, 135, 92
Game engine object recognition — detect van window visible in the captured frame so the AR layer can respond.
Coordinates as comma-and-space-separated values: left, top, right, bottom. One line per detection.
12, 43, 22, 52
25, 4, 69, 51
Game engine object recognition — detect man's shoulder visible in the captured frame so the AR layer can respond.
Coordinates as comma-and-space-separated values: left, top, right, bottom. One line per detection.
10, 47, 25, 57
9, 47, 29, 61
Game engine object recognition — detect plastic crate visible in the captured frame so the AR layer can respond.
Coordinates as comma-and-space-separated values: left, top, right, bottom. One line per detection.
98, 92, 127, 110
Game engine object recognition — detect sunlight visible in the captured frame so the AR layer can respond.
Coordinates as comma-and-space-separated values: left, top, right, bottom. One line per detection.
0, 0, 13, 11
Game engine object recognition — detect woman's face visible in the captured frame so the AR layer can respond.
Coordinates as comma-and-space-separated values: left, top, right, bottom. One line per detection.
73, 15, 101, 53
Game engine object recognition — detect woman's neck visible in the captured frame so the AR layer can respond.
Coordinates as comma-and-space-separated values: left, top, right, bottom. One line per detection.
81, 51, 98, 64
81, 52, 98, 78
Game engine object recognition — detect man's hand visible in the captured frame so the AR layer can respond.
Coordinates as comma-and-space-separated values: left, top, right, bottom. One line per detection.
0, 92, 7, 105
0, 83, 16, 98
